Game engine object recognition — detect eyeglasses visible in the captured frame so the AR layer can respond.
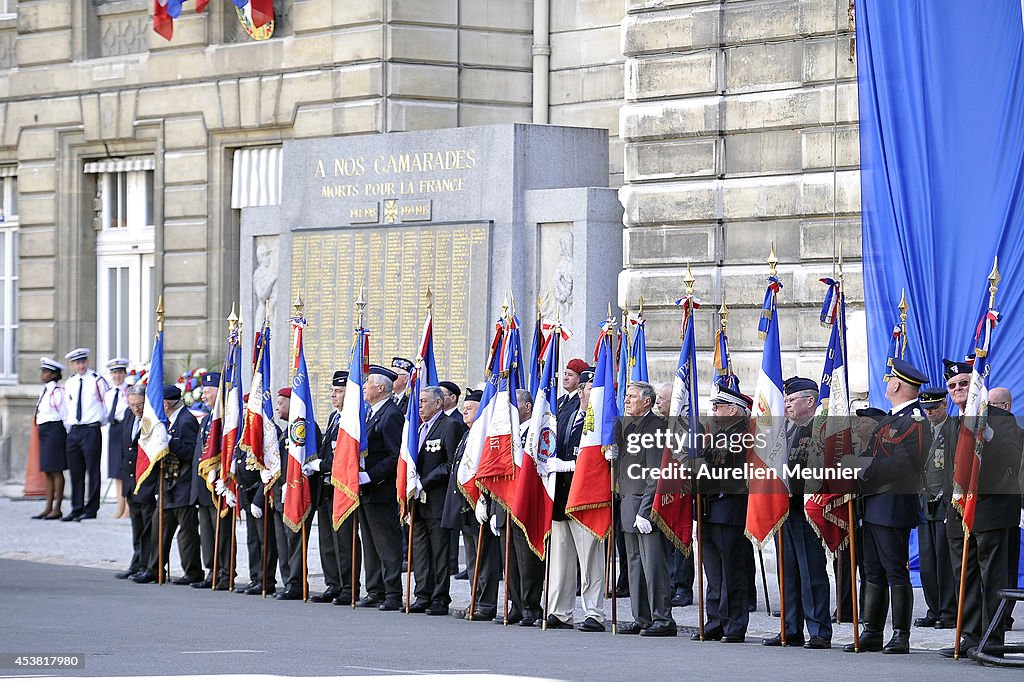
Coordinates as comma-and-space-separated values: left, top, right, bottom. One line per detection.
946, 380, 970, 390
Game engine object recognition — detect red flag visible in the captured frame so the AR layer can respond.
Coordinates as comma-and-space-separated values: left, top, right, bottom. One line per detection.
153, 1, 173, 41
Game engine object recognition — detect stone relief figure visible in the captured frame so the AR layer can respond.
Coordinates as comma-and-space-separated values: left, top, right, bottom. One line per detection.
252, 236, 279, 320
540, 231, 574, 320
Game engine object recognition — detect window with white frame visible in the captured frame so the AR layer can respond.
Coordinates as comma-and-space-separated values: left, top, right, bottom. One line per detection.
0, 167, 18, 381
85, 157, 156, 367
0, 1, 16, 19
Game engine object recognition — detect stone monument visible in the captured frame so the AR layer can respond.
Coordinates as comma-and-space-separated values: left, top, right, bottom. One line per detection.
239, 124, 623, 397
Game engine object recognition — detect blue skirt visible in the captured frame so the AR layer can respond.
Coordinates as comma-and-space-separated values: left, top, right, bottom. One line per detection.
38, 421, 67, 473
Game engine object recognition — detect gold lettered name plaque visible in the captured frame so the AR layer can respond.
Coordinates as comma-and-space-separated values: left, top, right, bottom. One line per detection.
291, 223, 492, 394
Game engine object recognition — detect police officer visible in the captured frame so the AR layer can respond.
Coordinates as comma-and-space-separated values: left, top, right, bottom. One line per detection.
842, 357, 928, 654
62, 348, 110, 521
693, 385, 752, 643
939, 361, 1023, 658
763, 377, 832, 649
147, 385, 203, 584
33, 357, 67, 520
190, 372, 232, 590
104, 358, 131, 519
915, 388, 958, 629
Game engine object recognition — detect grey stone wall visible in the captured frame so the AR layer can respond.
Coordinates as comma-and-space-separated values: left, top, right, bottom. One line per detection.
618, 0, 864, 395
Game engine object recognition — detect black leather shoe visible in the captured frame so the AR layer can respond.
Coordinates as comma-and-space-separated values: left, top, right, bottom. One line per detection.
914, 616, 938, 628
934, 619, 957, 629
721, 633, 745, 643
691, 625, 723, 641
453, 570, 469, 581
407, 601, 429, 614
469, 610, 496, 621
671, 592, 693, 608
545, 615, 573, 630
191, 579, 213, 589
425, 604, 449, 616
355, 595, 383, 608
132, 571, 155, 584
497, 613, 522, 625
172, 574, 202, 586
31, 512, 48, 519
518, 616, 536, 627
235, 581, 257, 594
61, 513, 81, 522
578, 617, 605, 633
641, 623, 677, 638
245, 584, 270, 596
762, 634, 804, 647
213, 578, 231, 592
882, 630, 910, 654
378, 599, 402, 612
804, 636, 831, 650
79, 513, 97, 520
310, 589, 340, 603
275, 590, 301, 601
619, 622, 643, 635
115, 569, 135, 580
967, 643, 1004, 658
332, 594, 354, 606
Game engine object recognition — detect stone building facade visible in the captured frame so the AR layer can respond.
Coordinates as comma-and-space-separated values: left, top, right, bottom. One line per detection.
0, 0, 858, 484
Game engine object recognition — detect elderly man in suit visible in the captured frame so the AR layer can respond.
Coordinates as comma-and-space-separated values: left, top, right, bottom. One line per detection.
190, 372, 233, 590
119, 384, 157, 581
141, 385, 202, 584
409, 385, 463, 616
617, 380, 675, 637
352, 365, 407, 611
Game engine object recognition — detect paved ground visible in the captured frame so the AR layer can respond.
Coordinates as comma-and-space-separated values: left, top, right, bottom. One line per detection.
1, 494, 1021, 678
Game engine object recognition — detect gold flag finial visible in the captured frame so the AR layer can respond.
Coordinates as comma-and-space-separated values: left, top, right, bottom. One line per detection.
898, 288, 908, 321
227, 303, 238, 333
768, 241, 778, 276
355, 287, 366, 327
684, 261, 696, 296
988, 256, 1001, 308
426, 286, 433, 310
263, 299, 270, 324
637, 296, 645, 319
293, 292, 303, 316
607, 301, 613, 321
156, 295, 165, 333
719, 289, 729, 328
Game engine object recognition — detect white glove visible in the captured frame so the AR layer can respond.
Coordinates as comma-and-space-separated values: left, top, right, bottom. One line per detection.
250, 503, 263, 519
301, 459, 322, 476
358, 471, 370, 485
225, 491, 236, 509
634, 514, 653, 534
215, 479, 227, 496
230, 457, 237, 475
418, 490, 427, 504
604, 444, 619, 462
259, 469, 272, 485
547, 458, 576, 474
206, 469, 216, 484
489, 515, 499, 537
475, 497, 489, 525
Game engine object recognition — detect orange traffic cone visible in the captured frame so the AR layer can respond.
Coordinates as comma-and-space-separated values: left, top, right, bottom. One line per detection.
22, 421, 45, 498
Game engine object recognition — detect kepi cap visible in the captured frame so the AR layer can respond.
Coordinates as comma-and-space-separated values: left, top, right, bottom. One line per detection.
711, 385, 753, 411
40, 357, 65, 372
332, 370, 349, 387
889, 357, 928, 387
106, 358, 129, 371
64, 348, 90, 362
919, 389, 948, 408
369, 365, 398, 382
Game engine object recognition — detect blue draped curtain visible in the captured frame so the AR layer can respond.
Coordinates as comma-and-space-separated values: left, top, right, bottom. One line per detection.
858, 0, 1024, 398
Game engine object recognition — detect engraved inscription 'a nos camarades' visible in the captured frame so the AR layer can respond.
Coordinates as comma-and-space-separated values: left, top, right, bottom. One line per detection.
291, 224, 491, 392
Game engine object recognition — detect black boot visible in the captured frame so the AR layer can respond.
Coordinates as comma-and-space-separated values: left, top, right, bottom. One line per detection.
882, 585, 913, 654
844, 582, 888, 652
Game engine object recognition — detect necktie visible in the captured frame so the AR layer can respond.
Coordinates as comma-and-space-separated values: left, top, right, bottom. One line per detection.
111, 387, 119, 422
132, 417, 141, 442
418, 420, 430, 450
76, 377, 83, 422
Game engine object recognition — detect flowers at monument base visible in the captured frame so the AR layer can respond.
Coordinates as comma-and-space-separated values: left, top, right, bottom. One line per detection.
177, 367, 210, 415
125, 365, 149, 386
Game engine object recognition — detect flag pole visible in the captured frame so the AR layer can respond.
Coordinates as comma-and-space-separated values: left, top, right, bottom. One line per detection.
213, 493, 222, 591
685, 265, 706, 640
351, 516, 358, 608
469, 519, 485, 620
228, 306, 240, 592
767, 243, 787, 647
954, 257, 1001, 660
603, 307, 618, 636
542, 533, 552, 630
261, 497, 268, 596
155, 295, 165, 586
837, 247, 859, 651
503, 509, 511, 625
405, 504, 415, 613
292, 294, 310, 605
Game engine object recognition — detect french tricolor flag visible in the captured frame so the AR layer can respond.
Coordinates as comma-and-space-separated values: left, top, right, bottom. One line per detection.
331, 326, 368, 529
284, 316, 316, 531
398, 310, 438, 517
135, 330, 170, 493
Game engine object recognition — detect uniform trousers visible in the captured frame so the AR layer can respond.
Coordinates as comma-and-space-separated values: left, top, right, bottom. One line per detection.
197, 504, 234, 579
624, 528, 674, 629
703, 522, 750, 637
239, 487, 277, 590
66, 425, 102, 516
861, 522, 911, 586
359, 501, 405, 602
949, 527, 1012, 645
318, 490, 360, 597
127, 500, 155, 574
779, 511, 832, 639
548, 519, 607, 624
917, 518, 957, 622
148, 504, 202, 579
273, 508, 313, 593
463, 515, 501, 616
412, 510, 452, 607
502, 521, 544, 621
